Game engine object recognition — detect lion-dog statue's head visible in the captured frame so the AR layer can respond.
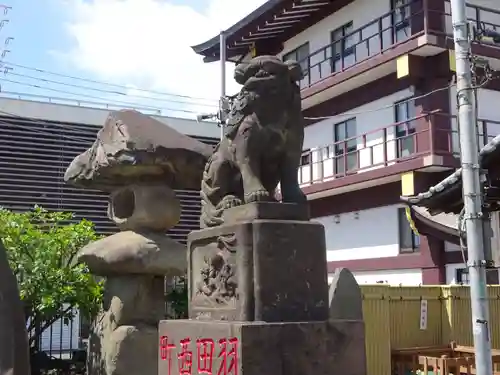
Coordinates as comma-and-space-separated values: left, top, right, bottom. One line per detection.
233, 55, 304, 92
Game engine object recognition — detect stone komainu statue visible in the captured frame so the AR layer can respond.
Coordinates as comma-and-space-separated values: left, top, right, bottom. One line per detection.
201, 55, 307, 228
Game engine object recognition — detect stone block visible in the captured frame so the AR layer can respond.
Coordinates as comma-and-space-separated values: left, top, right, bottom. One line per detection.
222, 202, 310, 223
158, 319, 367, 375
187, 204, 328, 322
328, 268, 364, 320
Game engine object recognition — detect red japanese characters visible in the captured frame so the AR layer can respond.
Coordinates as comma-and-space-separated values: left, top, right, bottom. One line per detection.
160, 336, 239, 375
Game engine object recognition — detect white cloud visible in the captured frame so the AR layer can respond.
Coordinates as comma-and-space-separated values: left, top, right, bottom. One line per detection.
59, 0, 267, 116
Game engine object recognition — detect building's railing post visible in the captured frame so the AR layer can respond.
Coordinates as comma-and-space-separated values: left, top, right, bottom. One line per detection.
427, 113, 434, 154
382, 128, 388, 166
423, 0, 429, 34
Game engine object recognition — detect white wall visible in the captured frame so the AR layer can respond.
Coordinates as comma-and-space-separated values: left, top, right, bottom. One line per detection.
0, 97, 220, 139
40, 309, 81, 354
353, 269, 423, 285
449, 88, 500, 153
327, 268, 422, 285
300, 89, 414, 184
278, 0, 397, 87
445, 263, 467, 284
315, 205, 404, 262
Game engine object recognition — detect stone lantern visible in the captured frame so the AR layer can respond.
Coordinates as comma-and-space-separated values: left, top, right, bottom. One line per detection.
64, 110, 212, 375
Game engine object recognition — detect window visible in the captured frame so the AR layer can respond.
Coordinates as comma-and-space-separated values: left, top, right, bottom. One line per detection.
334, 118, 357, 174
398, 207, 420, 253
283, 42, 310, 76
394, 98, 416, 158
456, 268, 470, 284
391, 0, 411, 43
300, 149, 311, 166
331, 22, 355, 72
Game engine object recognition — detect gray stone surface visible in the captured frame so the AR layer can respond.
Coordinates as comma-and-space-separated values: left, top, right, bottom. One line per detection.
187, 203, 328, 322
64, 109, 213, 191
222, 201, 310, 223
0, 241, 30, 375
77, 230, 186, 277
200, 56, 307, 228
156, 56, 367, 375
158, 319, 367, 375
107, 184, 182, 232
328, 268, 364, 321
88, 276, 165, 375
64, 110, 213, 375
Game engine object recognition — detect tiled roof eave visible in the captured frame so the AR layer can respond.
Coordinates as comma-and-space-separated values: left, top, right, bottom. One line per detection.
401, 133, 500, 210
191, 0, 287, 55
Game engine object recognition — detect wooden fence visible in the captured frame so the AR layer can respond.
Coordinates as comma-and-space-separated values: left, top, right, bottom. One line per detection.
360, 285, 500, 375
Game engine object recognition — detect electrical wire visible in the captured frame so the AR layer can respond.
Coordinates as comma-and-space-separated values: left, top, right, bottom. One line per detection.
0, 80, 459, 143
303, 81, 456, 121
2, 61, 218, 103
4, 71, 218, 109
453, 40, 500, 266
0, 61, 488, 147
1, 63, 456, 123
0, 104, 218, 145
0, 77, 201, 115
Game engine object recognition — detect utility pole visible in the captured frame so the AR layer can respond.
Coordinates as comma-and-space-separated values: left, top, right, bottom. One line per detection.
450, 0, 493, 373
219, 31, 227, 140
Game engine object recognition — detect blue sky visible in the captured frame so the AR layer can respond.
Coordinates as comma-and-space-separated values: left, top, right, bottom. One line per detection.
0, 0, 264, 117
6, 0, 210, 75
5, 1, 91, 91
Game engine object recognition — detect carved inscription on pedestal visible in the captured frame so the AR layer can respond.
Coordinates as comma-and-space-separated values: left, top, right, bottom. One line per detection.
159, 334, 239, 375
190, 233, 239, 320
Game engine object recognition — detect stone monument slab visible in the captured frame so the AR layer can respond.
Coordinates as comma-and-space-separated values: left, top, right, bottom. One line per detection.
187, 204, 328, 322
328, 268, 364, 321
158, 319, 366, 375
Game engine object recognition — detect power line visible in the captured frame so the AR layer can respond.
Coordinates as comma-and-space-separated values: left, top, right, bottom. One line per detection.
0, 80, 470, 146
302, 82, 455, 121
4, 71, 218, 109
0, 90, 164, 114
2, 61, 218, 103
0, 78, 200, 115
0, 106, 217, 144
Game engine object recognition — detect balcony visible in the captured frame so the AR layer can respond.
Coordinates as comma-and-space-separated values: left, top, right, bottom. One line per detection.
298, 113, 500, 189
295, 0, 500, 92
442, 1, 500, 45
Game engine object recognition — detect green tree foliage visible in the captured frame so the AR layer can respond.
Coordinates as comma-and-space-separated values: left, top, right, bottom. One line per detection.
165, 276, 188, 319
0, 206, 103, 346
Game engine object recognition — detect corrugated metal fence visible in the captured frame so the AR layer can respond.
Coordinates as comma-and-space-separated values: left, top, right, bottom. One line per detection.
361, 284, 500, 375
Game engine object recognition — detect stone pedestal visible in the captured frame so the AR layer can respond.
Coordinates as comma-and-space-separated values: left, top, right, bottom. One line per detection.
158, 319, 366, 375
188, 203, 328, 322
87, 275, 167, 375
158, 202, 367, 375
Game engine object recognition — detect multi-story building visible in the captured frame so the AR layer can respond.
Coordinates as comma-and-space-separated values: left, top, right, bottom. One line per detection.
0, 94, 219, 354
193, 0, 500, 285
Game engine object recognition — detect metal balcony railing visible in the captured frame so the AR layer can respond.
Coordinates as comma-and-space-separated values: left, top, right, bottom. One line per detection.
444, 112, 500, 155
296, 112, 500, 187
440, 1, 500, 46
293, 0, 500, 90
296, 0, 423, 89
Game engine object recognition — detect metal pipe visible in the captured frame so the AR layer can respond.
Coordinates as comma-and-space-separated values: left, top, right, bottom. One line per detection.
450, 0, 493, 373
219, 31, 226, 140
